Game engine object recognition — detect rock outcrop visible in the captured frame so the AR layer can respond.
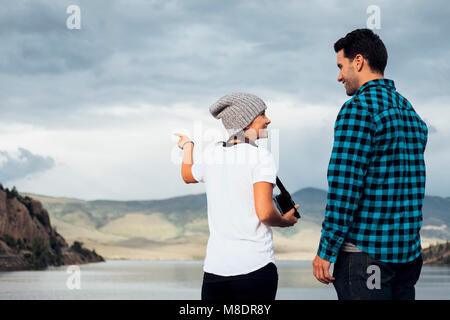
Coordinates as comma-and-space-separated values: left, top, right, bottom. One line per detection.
0, 185, 104, 271
423, 241, 450, 266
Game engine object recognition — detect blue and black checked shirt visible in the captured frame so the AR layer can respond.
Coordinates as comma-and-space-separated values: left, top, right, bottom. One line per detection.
318, 79, 428, 263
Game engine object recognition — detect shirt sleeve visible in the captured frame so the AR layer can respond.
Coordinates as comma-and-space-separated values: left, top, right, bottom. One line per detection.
252, 147, 278, 185
191, 149, 206, 183
191, 163, 205, 183
317, 102, 375, 263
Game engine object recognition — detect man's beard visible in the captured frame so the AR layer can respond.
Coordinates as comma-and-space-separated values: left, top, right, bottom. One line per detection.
346, 84, 357, 96
345, 68, 358, 96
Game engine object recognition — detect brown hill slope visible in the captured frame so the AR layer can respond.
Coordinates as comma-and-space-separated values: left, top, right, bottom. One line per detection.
422, 241, 450, 265
0, 185, 104, 271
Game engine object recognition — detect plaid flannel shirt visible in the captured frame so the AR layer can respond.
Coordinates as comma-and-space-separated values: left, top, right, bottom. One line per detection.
318, 79, 428, 263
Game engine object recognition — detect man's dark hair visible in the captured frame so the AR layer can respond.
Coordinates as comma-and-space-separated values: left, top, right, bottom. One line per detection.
334, 28, 388, 75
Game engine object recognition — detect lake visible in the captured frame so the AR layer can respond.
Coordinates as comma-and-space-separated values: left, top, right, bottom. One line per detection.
0, 260, 449, 300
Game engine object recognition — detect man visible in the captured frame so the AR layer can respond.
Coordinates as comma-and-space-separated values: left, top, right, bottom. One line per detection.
313, 29, 428, 300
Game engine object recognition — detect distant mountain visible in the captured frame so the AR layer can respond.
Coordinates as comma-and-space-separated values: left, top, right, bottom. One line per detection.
22, 187, 449, 261
291, 188, 450, 240
419, 196, 450, 239
38, 194, 207, 230
291, 188, 328, 224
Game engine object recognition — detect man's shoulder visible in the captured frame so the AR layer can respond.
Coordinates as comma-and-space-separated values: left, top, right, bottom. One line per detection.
342, 88, 409, 117
339, 97, 373, 116
356, 81, 413, 113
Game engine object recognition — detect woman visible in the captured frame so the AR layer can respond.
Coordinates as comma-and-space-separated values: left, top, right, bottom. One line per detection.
174, 93, 298, 300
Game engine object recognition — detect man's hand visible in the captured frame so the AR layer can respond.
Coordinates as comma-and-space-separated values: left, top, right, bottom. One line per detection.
312, 254, 335, 285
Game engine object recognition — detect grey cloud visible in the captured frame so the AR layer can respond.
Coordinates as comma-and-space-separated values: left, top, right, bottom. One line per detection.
0, 148, 55, 183
0, 0, 449, 128
0, 1, 63, 36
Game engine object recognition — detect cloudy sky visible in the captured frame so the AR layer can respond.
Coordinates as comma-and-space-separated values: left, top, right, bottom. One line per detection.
0, 0, 449, 200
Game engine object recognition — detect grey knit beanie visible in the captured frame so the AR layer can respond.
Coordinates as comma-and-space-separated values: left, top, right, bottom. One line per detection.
209, 93, 267, 136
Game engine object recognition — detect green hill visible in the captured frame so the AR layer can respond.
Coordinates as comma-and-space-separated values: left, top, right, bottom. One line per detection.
22, 189, 449, 261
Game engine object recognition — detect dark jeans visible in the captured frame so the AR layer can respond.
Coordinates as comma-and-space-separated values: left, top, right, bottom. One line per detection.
332, 251, 423, 300
201, 262, 278, 301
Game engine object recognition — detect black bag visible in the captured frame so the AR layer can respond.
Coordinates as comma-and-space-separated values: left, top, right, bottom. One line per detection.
273, 177, 301, 219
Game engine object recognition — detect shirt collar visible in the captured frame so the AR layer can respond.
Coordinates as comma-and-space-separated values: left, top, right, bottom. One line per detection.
354, 78, 395, 96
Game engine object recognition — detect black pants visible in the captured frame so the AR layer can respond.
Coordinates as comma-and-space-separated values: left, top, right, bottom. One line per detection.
332, 251, 423, 300
201, 262, 278, 301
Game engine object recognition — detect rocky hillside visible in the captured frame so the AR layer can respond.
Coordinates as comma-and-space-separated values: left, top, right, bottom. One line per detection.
0, 185, 104, 271
422, 241, 450, 265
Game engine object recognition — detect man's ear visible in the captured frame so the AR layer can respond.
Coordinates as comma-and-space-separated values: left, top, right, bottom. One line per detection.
353, 54, 364, 72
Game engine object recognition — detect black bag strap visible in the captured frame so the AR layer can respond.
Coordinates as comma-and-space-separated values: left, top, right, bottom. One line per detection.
275, 176, 290, 197
221, 132, 258, 148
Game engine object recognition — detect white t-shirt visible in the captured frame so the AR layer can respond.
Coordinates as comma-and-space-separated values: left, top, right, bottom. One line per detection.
191, 142, 278, 276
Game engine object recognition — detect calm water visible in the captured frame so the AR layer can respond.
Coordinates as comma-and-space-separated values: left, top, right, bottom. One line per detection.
0, 260, 449, 300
